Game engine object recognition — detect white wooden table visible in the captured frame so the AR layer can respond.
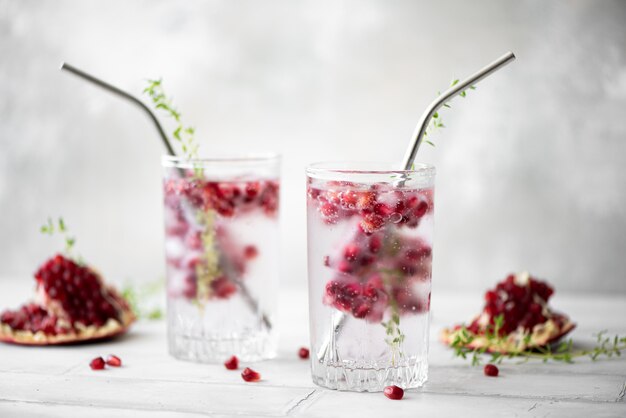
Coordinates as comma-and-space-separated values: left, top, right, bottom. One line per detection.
0, 279, 624, 417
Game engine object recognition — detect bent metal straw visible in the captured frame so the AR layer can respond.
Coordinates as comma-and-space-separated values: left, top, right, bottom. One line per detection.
317, 51, 516, 362
60, 63, 272, 330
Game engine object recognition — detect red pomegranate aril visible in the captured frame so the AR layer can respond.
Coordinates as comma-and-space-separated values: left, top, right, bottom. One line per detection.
210, 276, 237, 299
352, 303, 371, 319
343, 243, 360, 261
90, 357, 106, 370
320, 202, 338, 217
361, 214, 384, 233
241, 367, 261, 382
105, 355, 122, 367
356, 191, 376, 210
298, 347, 310, 359
383, 385, 404, 400
337, 261, 353, 274
374, 203, 393, 217
368, 235, 382, 253
224, 355, 239, 370
484, 364, 499, 377
243, 245, 259, 260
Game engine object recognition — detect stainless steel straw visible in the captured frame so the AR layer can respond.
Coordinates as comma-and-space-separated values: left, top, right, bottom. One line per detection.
60, 63, 272, 330
402, 51, 516, 170
317, 51, 516, 362
61, 63, 176, 156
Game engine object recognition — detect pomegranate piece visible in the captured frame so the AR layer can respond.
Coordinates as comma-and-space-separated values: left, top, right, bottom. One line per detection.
0, 254, 135, 346
298, 347, 310, 359
106, 355, 122, 367
441, 272, 575, 353
484, 364, 499, 377
383, 385, 404, 400
224, 355, 239, 370
90, 357, 105, 370
241, 367, 261, 382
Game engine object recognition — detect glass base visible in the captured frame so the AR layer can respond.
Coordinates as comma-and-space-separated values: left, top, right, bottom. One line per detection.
168, 331, 276, 363
311, 358, 428, 392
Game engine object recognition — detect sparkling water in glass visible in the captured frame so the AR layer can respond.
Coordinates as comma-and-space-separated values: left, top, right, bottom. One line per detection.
163, 154, 280, 362
306, 162, 435, 391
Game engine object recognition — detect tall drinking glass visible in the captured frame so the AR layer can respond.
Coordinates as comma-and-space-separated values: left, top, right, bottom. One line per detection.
163, 154, 280, 362
306, 162, 435, 391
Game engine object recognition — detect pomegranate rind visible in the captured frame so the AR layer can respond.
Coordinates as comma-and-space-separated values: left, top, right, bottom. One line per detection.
440, 314, 576, 354
0, 287, 135, 346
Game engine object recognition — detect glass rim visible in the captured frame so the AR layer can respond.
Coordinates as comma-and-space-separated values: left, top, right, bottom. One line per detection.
162, 153, 281, 166
305, 161, 435, 176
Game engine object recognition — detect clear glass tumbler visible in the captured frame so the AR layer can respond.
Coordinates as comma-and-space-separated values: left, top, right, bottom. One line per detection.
163, 154, 280, 362
306, 162, 435, 391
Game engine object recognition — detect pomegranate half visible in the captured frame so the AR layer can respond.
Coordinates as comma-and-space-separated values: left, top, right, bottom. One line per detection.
0, 254, 135, 345
441, 272, 575, 353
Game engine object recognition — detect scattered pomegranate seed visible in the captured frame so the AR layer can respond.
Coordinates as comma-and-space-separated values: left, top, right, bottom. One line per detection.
105, 355, 122, 367
484, 364, 499, 377
298, 347, 310, 359
383, 385, 404, 400
90, 357, 105, 370
241, 367, 261, 382
224, 355, 239, 370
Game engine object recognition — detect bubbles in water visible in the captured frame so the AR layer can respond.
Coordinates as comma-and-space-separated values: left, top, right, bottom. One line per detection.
390, 213, 403, 224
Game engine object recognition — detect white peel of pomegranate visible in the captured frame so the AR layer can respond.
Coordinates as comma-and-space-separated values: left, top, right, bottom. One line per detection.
441, 272, 575, 353
0, 254, 135, 345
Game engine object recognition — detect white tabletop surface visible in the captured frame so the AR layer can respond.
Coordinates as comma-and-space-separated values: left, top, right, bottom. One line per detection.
0, 279, 625, 418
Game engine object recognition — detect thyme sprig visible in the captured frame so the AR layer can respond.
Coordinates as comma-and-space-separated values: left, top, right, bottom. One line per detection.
40, 217, 77, 256
423, 79, 476, 147
451, 315, 626, 366
143, 79, 198, 160
122, 279, 164, 320
379, 267, 406, 362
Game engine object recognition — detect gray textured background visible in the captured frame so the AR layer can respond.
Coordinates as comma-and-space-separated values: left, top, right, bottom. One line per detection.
1, 0, 625, 294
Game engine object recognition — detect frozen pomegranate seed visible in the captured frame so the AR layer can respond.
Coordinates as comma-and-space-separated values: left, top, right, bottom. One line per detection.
320, 202, 338, 217
352, 303, 371, 318
90, 357, 105, 370
224, 355, 239, 370
383, 385, 404, 400
105, 355, 122, 367
374, 203, 393, 217
368, 235, 382, 253
414, 200, 429, 218
343, 243, 360, 261
337, 260, 353, 274
484, 364, 499, 377
243, 245, 258, 260
241, 367, 261, 382
361, 214, 384, 233
298, 347, 310, 359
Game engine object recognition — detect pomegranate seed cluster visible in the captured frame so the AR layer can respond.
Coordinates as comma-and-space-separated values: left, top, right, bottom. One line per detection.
442, 272, 575, 354
469, 273, 555, 336
164, 177, 279, 218
0, 254, 134, 345
1, 303, 60, 335
308, 180, 434, 322
36, 255, 121, 327
308, 181, 433, 233
163, 175, 279, 302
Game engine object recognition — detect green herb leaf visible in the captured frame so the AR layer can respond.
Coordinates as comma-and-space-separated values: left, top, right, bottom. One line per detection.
144, 79, 198, 161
